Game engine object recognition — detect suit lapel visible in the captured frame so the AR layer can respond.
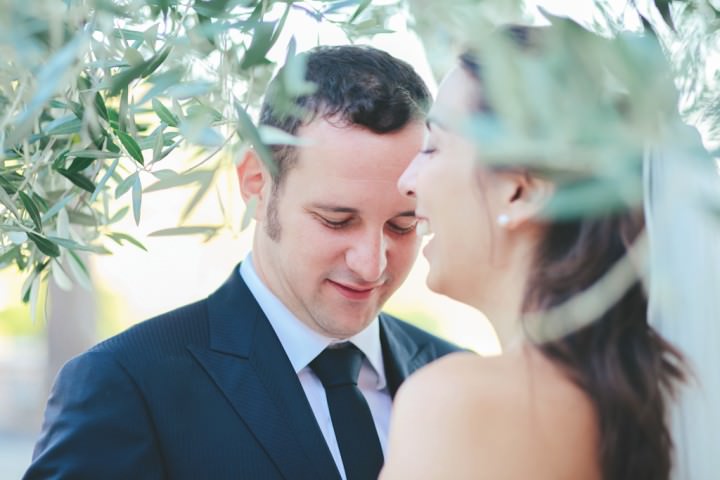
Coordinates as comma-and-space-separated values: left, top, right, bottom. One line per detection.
379, 314, 436, 398
188, 268, 340, 480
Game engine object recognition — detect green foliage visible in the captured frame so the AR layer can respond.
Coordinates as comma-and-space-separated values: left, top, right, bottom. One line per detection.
3, 0, 717, 318
0, 304, 45, 336
0, 0, 398, 306
408, 0, 719, 220
407, 0, 720, 341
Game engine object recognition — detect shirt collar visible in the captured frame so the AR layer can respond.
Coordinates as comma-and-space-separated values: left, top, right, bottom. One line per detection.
240, 255, 387, 389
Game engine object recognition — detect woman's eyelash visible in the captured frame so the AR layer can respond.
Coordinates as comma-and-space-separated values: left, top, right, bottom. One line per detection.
420, 147, 437, 154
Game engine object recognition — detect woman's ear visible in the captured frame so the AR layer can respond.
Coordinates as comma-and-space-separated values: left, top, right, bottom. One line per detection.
497, 171, 554, 229
236, 149, 272, 221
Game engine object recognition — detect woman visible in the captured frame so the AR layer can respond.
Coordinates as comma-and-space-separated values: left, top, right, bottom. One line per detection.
380, 27, 686, 480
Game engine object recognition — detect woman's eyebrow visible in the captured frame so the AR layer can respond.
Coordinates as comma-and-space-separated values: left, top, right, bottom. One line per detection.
426, 115, 448, 131
395, 211, 416, 218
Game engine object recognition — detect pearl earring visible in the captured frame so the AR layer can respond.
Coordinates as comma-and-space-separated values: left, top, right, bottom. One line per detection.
497, 214, 510, 227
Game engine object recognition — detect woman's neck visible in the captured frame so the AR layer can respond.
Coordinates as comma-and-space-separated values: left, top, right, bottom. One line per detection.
477, 289, 524, 352
472, 240, 536, 352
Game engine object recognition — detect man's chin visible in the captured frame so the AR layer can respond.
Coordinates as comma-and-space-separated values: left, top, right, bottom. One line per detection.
317, 311, 379, 339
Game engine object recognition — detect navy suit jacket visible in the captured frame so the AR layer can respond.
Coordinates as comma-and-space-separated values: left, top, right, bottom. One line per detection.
25, 266, 460, 479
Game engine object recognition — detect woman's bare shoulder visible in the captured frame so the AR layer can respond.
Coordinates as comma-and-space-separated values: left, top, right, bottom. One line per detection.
381, 349, 600, 479
390, 348, 586, 410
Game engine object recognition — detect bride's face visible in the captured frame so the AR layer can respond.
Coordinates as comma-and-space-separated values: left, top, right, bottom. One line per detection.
397, 67, 510, 306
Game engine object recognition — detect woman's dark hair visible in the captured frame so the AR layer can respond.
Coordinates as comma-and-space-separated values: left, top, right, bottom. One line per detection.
460, 27, 686, 480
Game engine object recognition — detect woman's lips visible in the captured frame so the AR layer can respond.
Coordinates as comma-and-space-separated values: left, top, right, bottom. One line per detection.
416, 217, 435, 259
328, 280, 377, 300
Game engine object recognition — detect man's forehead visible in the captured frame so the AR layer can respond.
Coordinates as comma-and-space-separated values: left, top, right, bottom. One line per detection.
282, 116, 421, 212
295, 122, 417, 168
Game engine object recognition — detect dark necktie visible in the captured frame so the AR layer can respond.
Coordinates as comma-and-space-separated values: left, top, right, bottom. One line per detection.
310, 343, 384, 480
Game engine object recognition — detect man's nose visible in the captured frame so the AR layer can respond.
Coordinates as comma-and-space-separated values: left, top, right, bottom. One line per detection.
345, 230, 388, 283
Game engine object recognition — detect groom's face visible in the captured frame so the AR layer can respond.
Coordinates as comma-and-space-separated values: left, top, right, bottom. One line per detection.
252, 117, 424, 339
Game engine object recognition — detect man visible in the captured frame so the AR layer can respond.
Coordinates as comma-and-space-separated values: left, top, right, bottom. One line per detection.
25, 45, 460, 480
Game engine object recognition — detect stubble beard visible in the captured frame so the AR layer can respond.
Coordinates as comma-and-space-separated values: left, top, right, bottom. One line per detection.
265, 188, 282, 241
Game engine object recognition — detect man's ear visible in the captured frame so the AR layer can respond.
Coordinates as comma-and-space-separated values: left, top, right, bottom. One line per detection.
236, 149, 272, 221
499, 171, 554, 230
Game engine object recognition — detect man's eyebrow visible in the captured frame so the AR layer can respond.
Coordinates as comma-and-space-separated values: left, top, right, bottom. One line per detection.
310, 204, 358, 214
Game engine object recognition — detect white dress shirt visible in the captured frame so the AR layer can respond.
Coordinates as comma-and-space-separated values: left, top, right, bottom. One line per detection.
240, 256, 393, 480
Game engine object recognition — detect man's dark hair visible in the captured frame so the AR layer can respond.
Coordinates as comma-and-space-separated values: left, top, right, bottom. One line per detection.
259, 45, 431, 187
